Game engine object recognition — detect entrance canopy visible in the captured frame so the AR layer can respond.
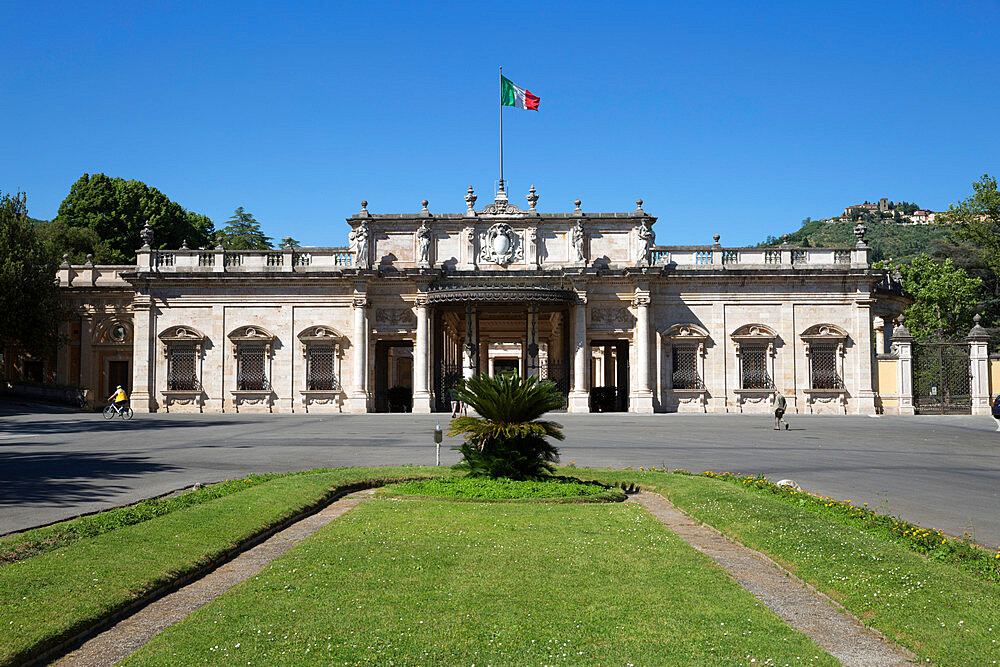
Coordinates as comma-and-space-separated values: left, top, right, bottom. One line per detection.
427, 281, 575, 305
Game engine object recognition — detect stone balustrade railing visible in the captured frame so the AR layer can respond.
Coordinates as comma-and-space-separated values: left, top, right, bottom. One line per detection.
651, 246, 865, 268
139, 247, 354, 272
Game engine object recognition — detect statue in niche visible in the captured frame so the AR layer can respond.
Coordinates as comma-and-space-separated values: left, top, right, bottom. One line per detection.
636, 221, 654, 267
349, 221, 370, 269
416, 222, 431, 267
572, 220, 586, 263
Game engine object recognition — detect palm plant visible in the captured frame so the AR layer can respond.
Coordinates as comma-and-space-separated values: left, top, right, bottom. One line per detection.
448, 373, 565, 480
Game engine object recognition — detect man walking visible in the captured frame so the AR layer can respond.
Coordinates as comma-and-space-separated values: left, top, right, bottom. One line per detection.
772, 390, 788, 430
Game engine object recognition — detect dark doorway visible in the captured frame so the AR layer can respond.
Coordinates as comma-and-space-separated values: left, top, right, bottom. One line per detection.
374, 340, 414, 412
107, 360, 130, 398
589, 340, 629, 412
493, 358, 519, 376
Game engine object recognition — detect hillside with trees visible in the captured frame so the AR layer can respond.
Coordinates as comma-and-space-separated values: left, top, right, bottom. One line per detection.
759, 219, 951, 264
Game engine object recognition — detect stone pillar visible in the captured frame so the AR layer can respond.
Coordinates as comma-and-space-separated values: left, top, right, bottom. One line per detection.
854, 300, 877, 414
412, 297, 431, 413
967, 314, 991, 416
873, 316, 885, 355
130, 296, 154, 413
526, 305, 540, 379
631, 292, 653, 413
463, 305, 478, 380
79, 315, 94, 405
893, 316, 915, 415
349, 296, 369, 413
568, 296, 590, 412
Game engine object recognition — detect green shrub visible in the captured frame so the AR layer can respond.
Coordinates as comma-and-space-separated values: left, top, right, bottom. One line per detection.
448, 374, 564, 480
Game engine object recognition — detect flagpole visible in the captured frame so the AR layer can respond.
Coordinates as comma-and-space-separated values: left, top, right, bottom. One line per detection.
499, 66, 504, 192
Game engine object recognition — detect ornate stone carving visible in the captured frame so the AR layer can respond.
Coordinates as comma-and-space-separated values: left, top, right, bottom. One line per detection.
636, 220, 654, 267
464, 186, 477, 216
591, 307, 632, 325
526, 185, 539, 211
479, 183, 523, 216
375, 308, 416, 328
349, 220, 370, 269
416, 221, 432, 267
571, 220, 585, 263
140, 221, 154, 248
479, 222, 523, 266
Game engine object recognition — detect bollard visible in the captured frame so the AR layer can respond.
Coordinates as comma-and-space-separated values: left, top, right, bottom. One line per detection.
434, 421, 443, 466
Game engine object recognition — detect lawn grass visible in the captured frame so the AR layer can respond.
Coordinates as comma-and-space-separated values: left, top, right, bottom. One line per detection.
0, 466, 446, 666
380, 475, 626, 502
124, 499, 835, 666
573, 468, 1000, 666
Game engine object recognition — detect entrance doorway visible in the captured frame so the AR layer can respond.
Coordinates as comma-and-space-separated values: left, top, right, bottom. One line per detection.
106, 360, 130, 399
590, 340, 629, 412
374, 340, 413, 412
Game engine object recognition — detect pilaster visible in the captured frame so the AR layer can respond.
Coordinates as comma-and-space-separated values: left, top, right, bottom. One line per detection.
967, 315, 991, 415
130, 295, 155, 413
893, 317, 915, 415
568, 286, 591, 412
412, 294, 431, 413
349, 292, 369, 413
630, 287, 653, 413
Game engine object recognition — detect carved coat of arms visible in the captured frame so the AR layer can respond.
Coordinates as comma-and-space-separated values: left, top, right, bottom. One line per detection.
479, 223, 523, 266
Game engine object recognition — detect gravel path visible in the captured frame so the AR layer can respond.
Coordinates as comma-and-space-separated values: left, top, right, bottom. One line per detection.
632, 490, 917, 666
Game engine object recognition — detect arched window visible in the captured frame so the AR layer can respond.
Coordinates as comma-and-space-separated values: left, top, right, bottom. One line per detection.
801, 324, 848, 390
159, 326, 206, 391
732, 324, 778, 390
298, 326, 344, 391
661, 323, 709, 390
228, 326, 275, 391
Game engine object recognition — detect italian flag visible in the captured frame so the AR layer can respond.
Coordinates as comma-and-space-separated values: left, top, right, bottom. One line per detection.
501, 75, 540, 110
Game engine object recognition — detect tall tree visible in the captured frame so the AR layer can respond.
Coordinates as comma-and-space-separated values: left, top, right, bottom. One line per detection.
944, 174, 1000, 301
0, 192, 64, 356
887, 254, 981, 340
52, 173, 215, 263
217, 207, 273, 250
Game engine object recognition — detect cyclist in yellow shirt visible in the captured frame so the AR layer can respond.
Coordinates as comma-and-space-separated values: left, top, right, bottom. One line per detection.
108, 385, 128, 411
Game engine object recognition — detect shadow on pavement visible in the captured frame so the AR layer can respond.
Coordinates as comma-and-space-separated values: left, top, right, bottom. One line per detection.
0, 451, 181, 507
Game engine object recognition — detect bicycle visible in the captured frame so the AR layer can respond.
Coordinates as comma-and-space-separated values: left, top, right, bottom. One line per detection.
103, 401, 134, 421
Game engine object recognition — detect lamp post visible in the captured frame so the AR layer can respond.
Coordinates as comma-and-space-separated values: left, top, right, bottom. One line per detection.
434, 421, 443, 466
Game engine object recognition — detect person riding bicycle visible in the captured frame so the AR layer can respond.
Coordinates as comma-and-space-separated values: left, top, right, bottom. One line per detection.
108, 385, 128, 412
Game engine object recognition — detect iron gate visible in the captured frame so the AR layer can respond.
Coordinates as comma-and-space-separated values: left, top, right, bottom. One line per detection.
913, 341, 971, 414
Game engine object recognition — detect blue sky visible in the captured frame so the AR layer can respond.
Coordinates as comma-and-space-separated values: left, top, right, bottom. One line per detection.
2, 1, 999, 246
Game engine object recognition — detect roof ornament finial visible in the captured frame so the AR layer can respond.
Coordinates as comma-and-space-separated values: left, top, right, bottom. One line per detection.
526, 185, 539, 211
635, 198, 645, 214
420, 199, 430, 217
180, 238, 188, 250
573, 199, 582, 215
465, 186, 477, 217
358, 200, 370, 218
854, 221, 868, 247
139, 220, 154, 249
494, 179, 508, 207
713, 234, 721, 247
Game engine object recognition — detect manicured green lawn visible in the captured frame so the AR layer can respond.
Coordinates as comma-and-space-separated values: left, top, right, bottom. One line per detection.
576, 469, 1000, 666
381, 475, 626, 502
0, 466, 445, 666
124, 499, 835, 666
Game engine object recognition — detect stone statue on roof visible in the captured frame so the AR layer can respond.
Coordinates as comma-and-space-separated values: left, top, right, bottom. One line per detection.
349, 220, 370, 269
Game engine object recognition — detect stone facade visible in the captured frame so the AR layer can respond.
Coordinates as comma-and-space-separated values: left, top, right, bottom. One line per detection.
45, 185, 910, 414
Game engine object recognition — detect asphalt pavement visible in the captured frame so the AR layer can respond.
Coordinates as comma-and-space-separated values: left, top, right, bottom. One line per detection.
1, 401, 998, 549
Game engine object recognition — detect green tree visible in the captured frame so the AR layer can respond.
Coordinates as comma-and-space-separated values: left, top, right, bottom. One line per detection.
0, 192, 64, 356
448, 373, 565, 480
217, 207, 272, 250
885, 254, 981, 340
52, 173, 215, 263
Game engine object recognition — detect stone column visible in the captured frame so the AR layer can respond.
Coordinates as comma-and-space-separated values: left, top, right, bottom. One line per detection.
463, 305, 478, 380
873, 316, 886, 356
568, 296, 590, 412
80, 315, 94, 406
130, 296, 154, 413
412, 297, 431, 413
349, 296, 369, 413
967, 314, 991, 416
632, 292, 654, 413
893, 316, 915, 415
526, 305, 540, 379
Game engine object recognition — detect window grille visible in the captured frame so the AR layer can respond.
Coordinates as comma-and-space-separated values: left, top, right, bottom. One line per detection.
672, 347, 703, 389
225, 253, 242, 267
236, 343, 269, 390
810, 344, 843, 389
266, 253, 283, 266
167, 346, 199, 391
306, 345, 339, 391
740, 343, 772, 389
294, 253, 312, 266
695, 251, 712, 264
723, 250, 739, 264
764, 250, 781, 264
834, 250, 850, 264
198, 253, 215, 266
791, 250, 808, 264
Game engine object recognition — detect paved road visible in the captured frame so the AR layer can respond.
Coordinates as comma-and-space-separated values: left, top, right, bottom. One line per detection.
2, 402, 998, 549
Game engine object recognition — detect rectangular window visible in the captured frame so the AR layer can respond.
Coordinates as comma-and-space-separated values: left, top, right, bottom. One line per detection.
167, 346, 198, 391
237, 343, 268, 390
741, 343, 771, 389
671, 347, 703, 389
810, 344, 842, 389
306, 345, 339, 391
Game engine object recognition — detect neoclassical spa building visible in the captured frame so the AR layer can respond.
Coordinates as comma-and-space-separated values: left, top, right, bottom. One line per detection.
42, 184, 920, 415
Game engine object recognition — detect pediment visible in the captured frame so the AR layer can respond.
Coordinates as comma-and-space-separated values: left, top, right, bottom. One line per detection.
298, 325, 345, 342
800, 323, 849, 339
731, 323, 779, 339
661, 322, 710, 339
159, 325, 206, 343
228, 325, 275, 342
